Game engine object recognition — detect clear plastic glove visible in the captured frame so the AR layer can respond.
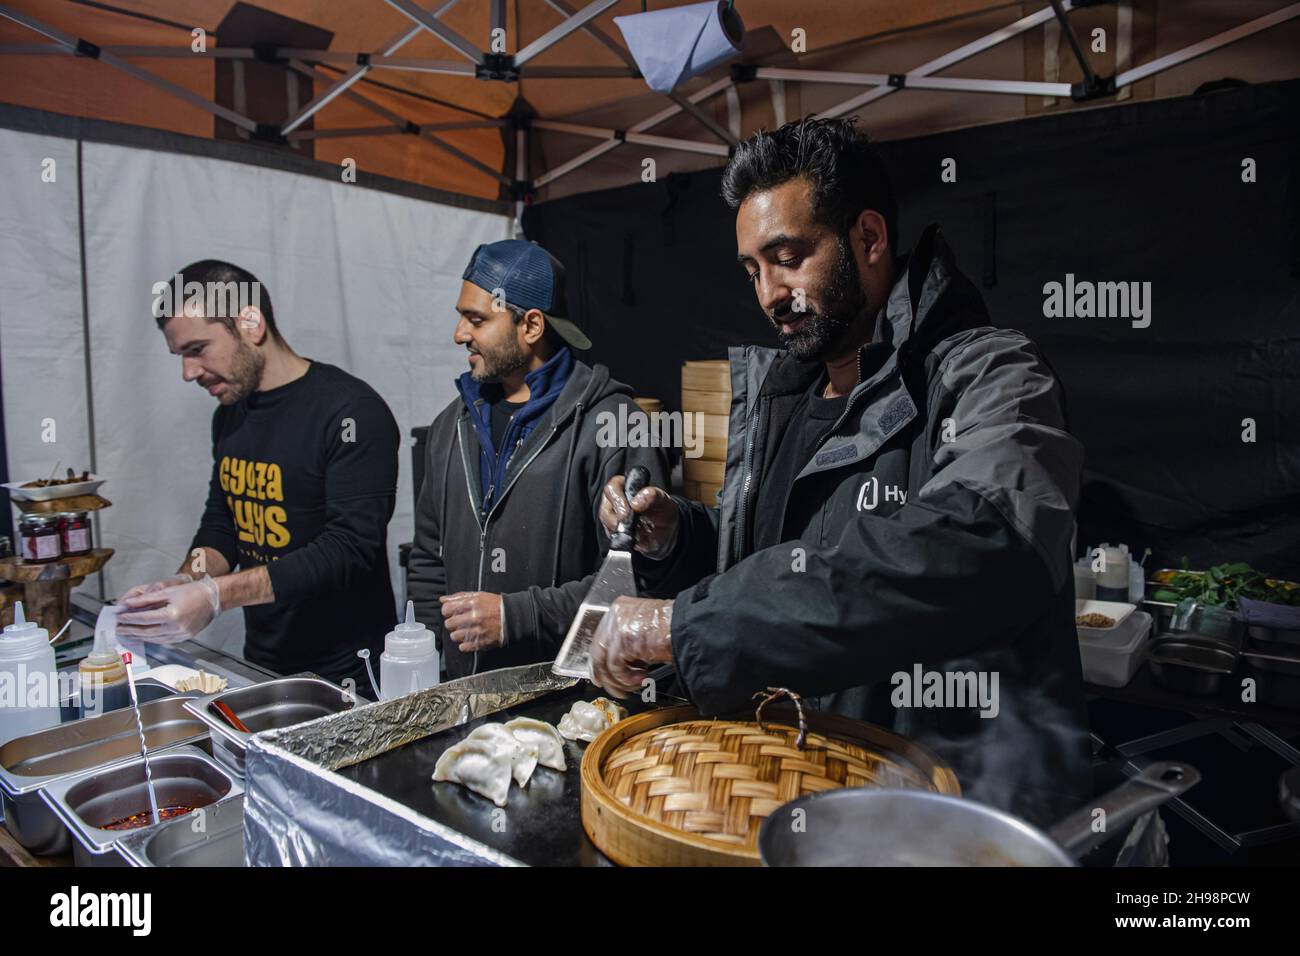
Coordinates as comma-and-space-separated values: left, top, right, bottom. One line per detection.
598, 475, 681, 558
440, 591, 503, 653
589, 596, 674, 697
119, 573, 194, 603
115, 575, 221, 644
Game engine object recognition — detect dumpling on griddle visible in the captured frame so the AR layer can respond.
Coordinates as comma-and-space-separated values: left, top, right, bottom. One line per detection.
432, 739, 513, 807
504, 717, 567, 772
558, 697, 628, 742
468, 723, 538, 788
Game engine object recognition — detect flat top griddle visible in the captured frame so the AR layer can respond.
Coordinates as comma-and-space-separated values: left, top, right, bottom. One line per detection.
336, 682, 660, 867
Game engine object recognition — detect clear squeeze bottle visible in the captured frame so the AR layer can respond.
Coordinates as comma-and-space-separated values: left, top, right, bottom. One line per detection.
379, 600, 440, 700
0, 603, 61, 744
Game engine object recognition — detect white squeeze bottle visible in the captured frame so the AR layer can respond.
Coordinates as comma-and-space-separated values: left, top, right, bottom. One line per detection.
0, 603, 61, 745
379, 600, 439, 700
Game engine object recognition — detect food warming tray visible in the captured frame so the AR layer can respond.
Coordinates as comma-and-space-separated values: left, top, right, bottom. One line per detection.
184, 675, 353, 777
116, 793, 246, 867
0, 693, 208, 855
40, 744, 241, 866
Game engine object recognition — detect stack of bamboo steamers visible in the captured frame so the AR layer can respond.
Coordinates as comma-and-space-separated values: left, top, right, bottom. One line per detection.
680, 359, 730, 504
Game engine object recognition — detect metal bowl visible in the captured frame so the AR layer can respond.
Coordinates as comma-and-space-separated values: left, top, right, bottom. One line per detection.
184, 675, 353, 777
39, 745, 241, 867
759, 761, 1199, 867
116, 793, 245, 867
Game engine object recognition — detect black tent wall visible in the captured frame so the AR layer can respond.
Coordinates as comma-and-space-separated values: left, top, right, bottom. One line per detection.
524, 78, 1300, 579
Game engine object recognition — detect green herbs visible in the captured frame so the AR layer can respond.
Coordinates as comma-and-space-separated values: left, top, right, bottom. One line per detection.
1150, 561, 1300, 609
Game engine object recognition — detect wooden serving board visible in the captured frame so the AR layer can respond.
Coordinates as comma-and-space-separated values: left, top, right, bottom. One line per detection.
581, 704, 960, 867
12, 494, 112, 514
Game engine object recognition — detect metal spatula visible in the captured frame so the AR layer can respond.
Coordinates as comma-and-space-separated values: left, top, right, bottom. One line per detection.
552, 466, 650, 679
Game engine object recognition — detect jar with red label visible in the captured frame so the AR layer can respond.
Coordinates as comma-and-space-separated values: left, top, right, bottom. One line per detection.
60, 510, 92, 556
19, 514, 62, 564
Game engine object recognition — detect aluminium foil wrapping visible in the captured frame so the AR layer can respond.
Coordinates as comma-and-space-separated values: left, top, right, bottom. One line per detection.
243, 663, 574, 866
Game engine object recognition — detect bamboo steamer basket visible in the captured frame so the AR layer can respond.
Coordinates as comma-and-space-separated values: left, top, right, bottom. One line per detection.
581, 690, 960, 866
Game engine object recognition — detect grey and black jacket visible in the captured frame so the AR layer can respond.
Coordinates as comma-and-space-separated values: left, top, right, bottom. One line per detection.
408, 360, 670, 680
641, 224, 1092, 825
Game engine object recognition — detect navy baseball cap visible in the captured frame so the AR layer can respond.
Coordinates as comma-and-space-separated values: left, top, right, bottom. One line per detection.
461, 239, 591, 350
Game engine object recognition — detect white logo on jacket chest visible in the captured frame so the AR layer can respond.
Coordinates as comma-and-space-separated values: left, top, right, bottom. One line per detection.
856, 476, 906, 511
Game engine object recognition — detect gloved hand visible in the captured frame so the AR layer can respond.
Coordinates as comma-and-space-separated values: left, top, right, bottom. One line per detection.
115, 575, 221, 644
598, 475, 681, 558
119, 573, 194, 603
589, 596, 675, 697
440, 591, 504, 652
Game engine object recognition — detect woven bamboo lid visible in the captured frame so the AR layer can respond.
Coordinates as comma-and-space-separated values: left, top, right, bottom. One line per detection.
581, 691, 960, 866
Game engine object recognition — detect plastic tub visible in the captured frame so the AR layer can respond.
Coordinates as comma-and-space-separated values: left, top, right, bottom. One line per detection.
1078, 610, 1152, 687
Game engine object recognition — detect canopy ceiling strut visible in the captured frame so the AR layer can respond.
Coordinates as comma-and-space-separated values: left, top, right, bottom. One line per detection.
2, 0, 1297, 196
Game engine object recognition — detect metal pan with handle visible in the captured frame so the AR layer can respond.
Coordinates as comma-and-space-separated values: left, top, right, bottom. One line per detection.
759, 760, 1199, 866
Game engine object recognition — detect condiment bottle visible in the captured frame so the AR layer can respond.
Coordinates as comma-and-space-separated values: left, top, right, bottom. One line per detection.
1095, 543, 1132, 603
379, 600, 440, 700
0, 602, 61, 745
79, 609, 129, 718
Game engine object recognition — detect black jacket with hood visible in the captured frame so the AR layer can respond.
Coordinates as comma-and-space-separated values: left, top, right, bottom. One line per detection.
408, 359, 670, 679
639, 225, 1092, 826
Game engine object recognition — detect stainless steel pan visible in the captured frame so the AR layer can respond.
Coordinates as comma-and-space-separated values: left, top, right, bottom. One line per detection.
759, 761, 1199, 867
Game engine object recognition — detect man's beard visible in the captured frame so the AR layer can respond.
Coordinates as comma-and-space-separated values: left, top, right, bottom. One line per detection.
771, 236, 869, 363
221, 340, 265, 404
470, 334, 528, 383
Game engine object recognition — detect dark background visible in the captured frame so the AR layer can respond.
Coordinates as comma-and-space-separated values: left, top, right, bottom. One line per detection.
524, 77, 1300, 581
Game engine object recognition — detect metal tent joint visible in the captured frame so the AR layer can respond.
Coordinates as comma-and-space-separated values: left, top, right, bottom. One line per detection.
252, 123, 288, 145
251, 42, 285, 66
1071, 73, 1117, 101
476, 52, 518, 82
730, 63, 757, 83
74, 38, 100, 59
887, 73, 906, 89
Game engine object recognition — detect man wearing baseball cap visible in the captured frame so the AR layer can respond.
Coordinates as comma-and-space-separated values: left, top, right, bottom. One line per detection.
407, 239, 669, 678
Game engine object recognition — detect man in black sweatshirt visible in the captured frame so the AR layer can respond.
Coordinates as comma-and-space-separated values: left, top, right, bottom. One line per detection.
117, 260, 399, 693
407, 240, 668, 679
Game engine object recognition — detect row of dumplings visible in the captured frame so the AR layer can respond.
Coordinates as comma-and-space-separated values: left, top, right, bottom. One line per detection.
431, 699, 628, 807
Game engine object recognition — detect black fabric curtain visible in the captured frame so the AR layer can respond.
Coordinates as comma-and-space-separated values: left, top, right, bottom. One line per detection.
524, 78, 1300, 579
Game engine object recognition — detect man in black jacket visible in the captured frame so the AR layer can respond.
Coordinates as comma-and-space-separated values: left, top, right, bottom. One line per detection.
407, 240, 668, 679
591, 119, 1092, 826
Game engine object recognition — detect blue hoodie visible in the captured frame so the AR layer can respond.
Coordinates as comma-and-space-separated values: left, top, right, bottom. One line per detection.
456, 346, 574, 517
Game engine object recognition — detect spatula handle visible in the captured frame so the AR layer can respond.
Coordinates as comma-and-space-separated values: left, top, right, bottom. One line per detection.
610, 465, 651, 551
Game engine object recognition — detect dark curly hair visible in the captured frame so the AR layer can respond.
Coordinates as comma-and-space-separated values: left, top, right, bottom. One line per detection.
721, 116, 898, 255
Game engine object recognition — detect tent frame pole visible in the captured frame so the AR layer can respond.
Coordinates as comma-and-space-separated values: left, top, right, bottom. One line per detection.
0, 3, 258, 133
532, 76, 734, 188
382, 0, 483, 64
515, 0, 620, 68
286, 58, 512, 186
281, 22, 425, 135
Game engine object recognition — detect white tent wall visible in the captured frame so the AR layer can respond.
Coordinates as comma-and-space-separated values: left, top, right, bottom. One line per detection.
2, 125, 511, 657
0, 129, 91, 559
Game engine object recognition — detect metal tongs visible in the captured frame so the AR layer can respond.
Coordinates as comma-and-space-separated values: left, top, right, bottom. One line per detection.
552, 466, 649, 679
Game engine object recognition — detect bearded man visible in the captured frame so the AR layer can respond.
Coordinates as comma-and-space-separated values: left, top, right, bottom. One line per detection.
590, 118, 1092, 826
117, 259, 399, 693
406, 240, 668, 679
